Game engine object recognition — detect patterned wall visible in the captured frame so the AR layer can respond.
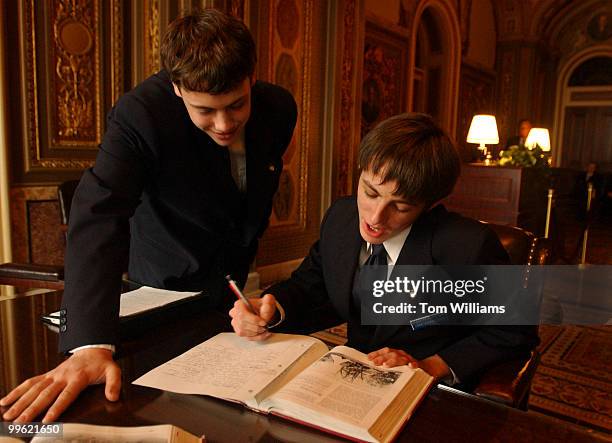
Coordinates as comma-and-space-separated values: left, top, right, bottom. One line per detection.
5, 0, 127, 265
457, 63, 496, 161
253, 0, 325, 266
360, 19, 409, 140
9, 188, 65, 266
269, 0, 303, 226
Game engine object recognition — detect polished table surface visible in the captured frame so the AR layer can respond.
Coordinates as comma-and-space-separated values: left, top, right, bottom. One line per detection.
0, 288, 607, 442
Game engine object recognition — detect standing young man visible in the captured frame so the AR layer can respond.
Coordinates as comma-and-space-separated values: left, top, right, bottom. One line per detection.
2, 9, 297, 422
231, 113, 538, 386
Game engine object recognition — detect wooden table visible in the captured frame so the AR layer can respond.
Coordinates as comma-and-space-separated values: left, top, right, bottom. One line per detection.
0, 288, 607, 442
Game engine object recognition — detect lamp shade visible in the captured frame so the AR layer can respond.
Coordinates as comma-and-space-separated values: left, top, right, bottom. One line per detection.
525, 128, 551, 151
466, 115, 499, 144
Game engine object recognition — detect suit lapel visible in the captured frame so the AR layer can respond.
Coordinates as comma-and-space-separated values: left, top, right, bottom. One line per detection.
329, 206, 362, 320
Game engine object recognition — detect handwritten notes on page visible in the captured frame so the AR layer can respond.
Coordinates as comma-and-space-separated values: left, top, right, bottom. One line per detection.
133, 333, 323, 405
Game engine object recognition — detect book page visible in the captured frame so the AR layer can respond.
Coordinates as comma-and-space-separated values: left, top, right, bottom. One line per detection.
119, 286, 201, 317
133, 333, 326, 408
31, 423, 203, 443
261, 346, 416, 440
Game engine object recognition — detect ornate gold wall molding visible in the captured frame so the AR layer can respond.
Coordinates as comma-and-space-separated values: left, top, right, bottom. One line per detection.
51, 0, 100, 144
11, 1, 126, 180
212, 0, 246, 19
110, 0, 124, 104
332, 0, 364, 200
144, 0, 161, 77
272, 0, 308, 228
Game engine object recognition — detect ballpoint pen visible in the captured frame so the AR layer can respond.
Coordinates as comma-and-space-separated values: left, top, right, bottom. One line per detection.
225, 275, 258, 315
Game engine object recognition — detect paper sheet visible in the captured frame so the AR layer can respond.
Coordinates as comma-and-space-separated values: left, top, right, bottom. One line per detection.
119, 286, 201, 317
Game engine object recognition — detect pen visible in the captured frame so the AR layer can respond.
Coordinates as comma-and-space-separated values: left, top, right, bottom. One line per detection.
225, 275, 258, 316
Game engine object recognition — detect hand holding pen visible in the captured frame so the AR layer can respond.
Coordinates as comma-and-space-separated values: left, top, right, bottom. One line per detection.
226, 275, 282, 341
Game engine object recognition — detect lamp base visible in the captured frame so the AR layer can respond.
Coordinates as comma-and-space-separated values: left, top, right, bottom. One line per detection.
478, 144, 495, 166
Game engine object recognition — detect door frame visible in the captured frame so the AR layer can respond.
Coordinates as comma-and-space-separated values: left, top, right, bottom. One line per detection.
553, 46, 612, 167
0, 5, 12, 262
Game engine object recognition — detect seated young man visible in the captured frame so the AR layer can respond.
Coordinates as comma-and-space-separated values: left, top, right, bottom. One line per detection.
230, 113, 538, 387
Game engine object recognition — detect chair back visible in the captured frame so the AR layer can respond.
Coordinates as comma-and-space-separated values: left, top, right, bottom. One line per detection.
0, 180, 79, 290
474, 222, 551, 410
485, 223, 552, 266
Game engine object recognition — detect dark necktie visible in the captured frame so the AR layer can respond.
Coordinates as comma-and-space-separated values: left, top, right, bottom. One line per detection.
349, 243, 388, 350
351, 244, 387, 309
364, 243, 388, 266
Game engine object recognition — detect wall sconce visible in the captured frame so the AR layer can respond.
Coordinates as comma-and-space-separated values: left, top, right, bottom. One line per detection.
467, 114, 499, 165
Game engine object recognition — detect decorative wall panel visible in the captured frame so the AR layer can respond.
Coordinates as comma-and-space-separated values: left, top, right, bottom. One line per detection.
213, 0, 246, 19
5, 1, 125, 264
7, 0, 125, 183
51, 1, 100, 145
143, 0, 161, 77
9, 187, 64, 266
253, 0, 325, 266
360, 18, 409, 139
332, 0, 364, 200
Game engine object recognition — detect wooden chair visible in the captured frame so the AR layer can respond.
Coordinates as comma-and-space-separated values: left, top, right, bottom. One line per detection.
0, 180, 79, 290
473, 223, 552, 410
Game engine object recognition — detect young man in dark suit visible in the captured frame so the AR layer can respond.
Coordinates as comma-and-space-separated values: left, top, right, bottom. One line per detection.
231, 113, 538, 386
2, 9, 296, 422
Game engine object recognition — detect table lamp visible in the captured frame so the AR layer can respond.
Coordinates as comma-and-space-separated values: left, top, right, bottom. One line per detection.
526, 127, 551, 166
467, 114, 499, 165
525, 128, 551, 151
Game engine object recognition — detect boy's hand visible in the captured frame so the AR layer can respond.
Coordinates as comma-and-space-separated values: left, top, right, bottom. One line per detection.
229, 293, 277, 341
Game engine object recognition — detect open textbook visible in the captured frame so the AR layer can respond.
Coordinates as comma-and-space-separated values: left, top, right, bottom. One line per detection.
133, 333, 433, 443
29, 423, 203, 442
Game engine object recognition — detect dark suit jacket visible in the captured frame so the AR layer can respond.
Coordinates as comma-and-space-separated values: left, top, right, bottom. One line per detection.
269, 197, 539, 385
576, 171, 605, 201
59, 71, 297, 352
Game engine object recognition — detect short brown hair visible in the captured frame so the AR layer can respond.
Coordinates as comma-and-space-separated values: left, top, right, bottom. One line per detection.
358, 113, 460, 206
161, 9, 256, 93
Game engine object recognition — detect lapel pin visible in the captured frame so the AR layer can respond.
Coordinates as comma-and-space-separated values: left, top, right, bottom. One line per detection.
268, 164, 276, 172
